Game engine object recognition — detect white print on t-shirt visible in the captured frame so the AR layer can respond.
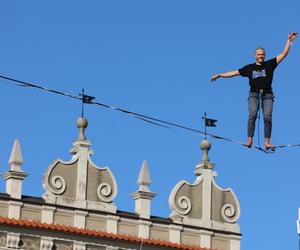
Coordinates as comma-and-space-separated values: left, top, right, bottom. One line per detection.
252, 69, 266, 79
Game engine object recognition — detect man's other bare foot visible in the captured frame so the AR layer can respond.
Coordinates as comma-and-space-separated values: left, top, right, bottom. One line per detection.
244, 143, 252, 148
264, 143, 275, 149
244, 137, 253, 148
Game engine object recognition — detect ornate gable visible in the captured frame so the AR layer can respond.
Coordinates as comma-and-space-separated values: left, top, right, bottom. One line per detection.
169, 140, 240, 232
42, 117, 118, 213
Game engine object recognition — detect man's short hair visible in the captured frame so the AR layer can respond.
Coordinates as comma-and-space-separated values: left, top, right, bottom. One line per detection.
255, 47, 265, 53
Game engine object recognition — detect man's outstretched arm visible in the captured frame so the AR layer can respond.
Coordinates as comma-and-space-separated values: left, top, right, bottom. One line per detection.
211, 70, 240, 81
276, 32, 298, 64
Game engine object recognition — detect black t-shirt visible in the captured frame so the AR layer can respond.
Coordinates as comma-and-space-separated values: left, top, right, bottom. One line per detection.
238, 58, 278, 93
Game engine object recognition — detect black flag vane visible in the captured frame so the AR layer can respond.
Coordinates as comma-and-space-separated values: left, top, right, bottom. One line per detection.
79, 89, 95, 118
202, 112, 217, 139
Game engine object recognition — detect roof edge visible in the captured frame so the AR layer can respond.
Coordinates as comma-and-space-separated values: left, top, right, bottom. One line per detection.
0, 216, 212, 250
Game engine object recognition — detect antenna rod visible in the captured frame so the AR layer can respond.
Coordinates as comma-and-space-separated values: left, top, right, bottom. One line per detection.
204, 112, 207, 140
81, 89, 85, 118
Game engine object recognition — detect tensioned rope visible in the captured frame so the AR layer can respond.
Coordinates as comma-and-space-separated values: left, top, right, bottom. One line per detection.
0, 75, 298, 153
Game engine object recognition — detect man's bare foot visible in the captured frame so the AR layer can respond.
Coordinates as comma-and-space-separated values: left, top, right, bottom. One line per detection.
264, 143, 275, 149
244, 142, 253, 148
244, 137, 253, 148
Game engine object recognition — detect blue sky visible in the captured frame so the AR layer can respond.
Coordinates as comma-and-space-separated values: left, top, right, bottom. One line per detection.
0, 1, 299, 250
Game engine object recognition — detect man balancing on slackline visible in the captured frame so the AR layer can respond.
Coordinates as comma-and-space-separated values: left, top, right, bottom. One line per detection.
211, 32, 297, 149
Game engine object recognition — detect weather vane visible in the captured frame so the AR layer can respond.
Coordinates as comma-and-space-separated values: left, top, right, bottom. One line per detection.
202, 112, 217, 139
79, 89, 95, 118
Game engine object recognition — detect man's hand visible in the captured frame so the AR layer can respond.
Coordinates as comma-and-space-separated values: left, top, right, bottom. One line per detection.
288, 32, 298, 42
276, 32, 297, 64
210, 70, 240, 81
211, 74, 220, 82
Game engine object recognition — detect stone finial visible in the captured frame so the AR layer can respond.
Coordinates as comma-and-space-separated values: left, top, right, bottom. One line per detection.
77, 117, 88, 141
8, 139, 24, 172
194, 139, 215, 176
200, 140, 211, 162
1, 139, 28, 199
137, 160, 151, 192
131, 160, 156, 219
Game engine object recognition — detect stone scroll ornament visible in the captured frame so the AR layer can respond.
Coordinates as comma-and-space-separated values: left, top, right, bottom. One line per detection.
97, 183, 113, 202
212, 178, 241, 224
49, 175, 67, 195
168, 180, 196, 219
42, 153, 118, 206
221, 204, 237, 223
42, 157, 77, 199
169, 175, 240, 224
176, 195, 192, 215
88, 158, 118, 203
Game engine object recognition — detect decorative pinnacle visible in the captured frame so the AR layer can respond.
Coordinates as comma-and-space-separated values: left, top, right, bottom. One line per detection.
137, 160, 151, 192
8, 139, 24, 172
194, 139, 214, 175
77, 117, 88, 141
200, 139, 211, 163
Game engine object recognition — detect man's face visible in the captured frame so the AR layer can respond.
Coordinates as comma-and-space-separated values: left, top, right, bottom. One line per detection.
255, 48, 265, 64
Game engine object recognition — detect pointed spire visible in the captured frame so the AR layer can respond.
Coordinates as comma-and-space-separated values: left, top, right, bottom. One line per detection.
194, 139, 215, 176
8, 139, 24, 172
131, 160, 156, 219
137, 160, 151, 191
1, 139, 28, 199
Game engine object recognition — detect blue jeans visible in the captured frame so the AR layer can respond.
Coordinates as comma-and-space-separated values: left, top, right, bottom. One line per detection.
247, 92, 274, 138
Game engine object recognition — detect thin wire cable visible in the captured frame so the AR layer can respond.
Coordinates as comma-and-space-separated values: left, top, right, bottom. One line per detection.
1, 74, 299, 153
0, 75, 226, 140
275, 143, 300, 148
0, 75, 81, 101
92, 99, 246, 144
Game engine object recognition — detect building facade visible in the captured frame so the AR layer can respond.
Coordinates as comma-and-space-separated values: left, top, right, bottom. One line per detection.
0, 117, 241, 250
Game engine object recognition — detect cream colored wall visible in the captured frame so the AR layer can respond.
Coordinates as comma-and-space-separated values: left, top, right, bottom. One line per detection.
86, 216, 107, 231
211, 236, 230, 250
53, 210, 74, 226
149, 227, 169, 241
0, 202, 8, 218
118, 222, 138, 236
181, 232, 200, 246
20, 205, 41, 221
